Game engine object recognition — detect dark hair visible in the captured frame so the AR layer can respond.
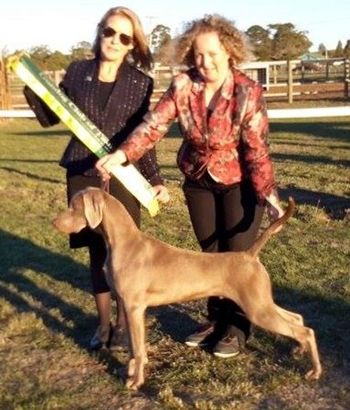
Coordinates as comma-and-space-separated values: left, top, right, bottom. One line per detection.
173, 14, 252, 68
92, 6, 153, 71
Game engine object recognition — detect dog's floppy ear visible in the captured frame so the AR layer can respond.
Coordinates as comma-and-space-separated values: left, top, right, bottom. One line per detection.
82, 189, 105, 229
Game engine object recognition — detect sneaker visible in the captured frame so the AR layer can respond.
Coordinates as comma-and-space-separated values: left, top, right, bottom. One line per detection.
213, 333, 241, 358
90, 324, 111, 350
185, 323, 215, 347
109, 326, 129, 351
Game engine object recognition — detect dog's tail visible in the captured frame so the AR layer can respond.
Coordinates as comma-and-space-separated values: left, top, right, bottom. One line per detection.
248, 197, 295, 258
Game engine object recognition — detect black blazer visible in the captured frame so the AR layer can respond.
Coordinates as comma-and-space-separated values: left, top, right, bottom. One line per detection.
24, 59, 163, 185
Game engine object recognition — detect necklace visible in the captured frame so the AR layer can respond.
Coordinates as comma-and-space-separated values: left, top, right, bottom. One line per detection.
98, 62, 119, 82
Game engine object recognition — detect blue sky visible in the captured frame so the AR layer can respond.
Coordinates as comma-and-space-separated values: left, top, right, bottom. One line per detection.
1, 0, 349, 55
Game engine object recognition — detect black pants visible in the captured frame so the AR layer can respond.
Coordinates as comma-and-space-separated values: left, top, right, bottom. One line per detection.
183, 173, 264, 342
67, 174, 140, 294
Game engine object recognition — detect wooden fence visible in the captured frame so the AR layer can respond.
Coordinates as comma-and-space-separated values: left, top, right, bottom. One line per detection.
1, 58, 349, 112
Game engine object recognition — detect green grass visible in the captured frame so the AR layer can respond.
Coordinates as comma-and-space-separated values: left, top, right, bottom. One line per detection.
0, 118, 349, 409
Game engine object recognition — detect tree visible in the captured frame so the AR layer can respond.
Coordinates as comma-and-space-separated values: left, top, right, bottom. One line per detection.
344, 40, 350, 58
29, 45, 52, 70
246, 23, 312, 60
245, 25, 272, 60
70, 41, 93, 60
150, 25, 171, 55
334, 41, 344, 58
28, 46, 70, 70
318, 43, 327, 57
269, 23, 312, 60
46, 51, 71, 70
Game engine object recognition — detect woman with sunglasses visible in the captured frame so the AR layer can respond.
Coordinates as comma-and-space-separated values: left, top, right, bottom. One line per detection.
96, 14, 284, 358
24, 6, 168, 350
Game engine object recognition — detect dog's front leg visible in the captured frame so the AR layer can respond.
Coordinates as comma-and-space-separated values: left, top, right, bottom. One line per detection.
124, 302, 147, 390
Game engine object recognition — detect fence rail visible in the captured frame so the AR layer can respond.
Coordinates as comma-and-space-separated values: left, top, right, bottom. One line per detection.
1, 58, 349, 115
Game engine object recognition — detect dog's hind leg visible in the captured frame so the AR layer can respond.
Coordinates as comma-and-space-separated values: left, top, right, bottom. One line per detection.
275, 306, 310, 356
275, 306, 304, 326
247, 303, 322, 380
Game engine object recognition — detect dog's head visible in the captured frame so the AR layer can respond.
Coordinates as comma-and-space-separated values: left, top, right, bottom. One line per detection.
53, 187, 105, 234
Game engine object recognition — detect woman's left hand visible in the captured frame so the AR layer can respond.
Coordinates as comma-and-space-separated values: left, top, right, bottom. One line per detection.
96, 150, 128, 181
266, 193, 285, 232
153, 184, 170, 203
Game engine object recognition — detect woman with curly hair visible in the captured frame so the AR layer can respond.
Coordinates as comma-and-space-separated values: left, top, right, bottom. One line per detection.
96, 14, 284, 358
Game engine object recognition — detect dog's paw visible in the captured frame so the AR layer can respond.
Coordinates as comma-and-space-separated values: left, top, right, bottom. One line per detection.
126, 376, 144, 390
126, 378, 138, 390
305, 368, 322, 380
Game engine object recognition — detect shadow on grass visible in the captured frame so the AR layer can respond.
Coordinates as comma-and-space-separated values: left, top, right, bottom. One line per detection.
159, 167, 349, 219
0, 229, 123, 370
10, 129, 70, 138
0, 229, 91, 342
270, 121, 350, 144
272, 288, 350, 368
272, 152, 350, 168
0, 159, 58, 163
0, 166, 63, 184
271, 138, 350, 151
278, 186, 350, 219
164, 121, 350, 144
13, 123, 180, 139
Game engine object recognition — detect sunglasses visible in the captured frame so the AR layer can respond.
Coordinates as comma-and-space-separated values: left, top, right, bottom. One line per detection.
101, 26, 133, 46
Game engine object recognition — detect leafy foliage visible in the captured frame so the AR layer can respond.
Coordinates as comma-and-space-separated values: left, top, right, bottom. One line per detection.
246, 23, 312, 60
246, 25, 273, 61
70, 41, 94, 61
343, 40, 350, 58
17, 41, 92, 71
318, 43, 327, 56
28, 46, 69, 70
334, 41, 344, 58
150, 24, 171, 56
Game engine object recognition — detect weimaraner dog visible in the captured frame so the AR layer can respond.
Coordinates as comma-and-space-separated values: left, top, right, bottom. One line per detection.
53, 187, 322, 389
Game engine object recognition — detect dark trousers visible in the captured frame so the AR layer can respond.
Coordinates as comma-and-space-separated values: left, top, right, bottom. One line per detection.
183, 173, 264, 342
67, 174, 140, 294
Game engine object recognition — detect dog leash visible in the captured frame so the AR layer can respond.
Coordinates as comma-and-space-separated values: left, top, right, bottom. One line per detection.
100, 179, 110, 194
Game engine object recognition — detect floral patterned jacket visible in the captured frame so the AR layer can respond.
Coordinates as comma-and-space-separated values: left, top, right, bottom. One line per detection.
121, 67, 277, 203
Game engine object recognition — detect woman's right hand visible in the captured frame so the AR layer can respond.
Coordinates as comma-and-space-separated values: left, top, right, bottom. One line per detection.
153, 184, 170, 204
265, 193, 285, 233
95, 150, 128, 181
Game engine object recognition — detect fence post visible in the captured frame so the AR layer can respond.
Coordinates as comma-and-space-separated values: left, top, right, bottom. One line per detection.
0, 58, 10, 109
344, 58, 350, 99
301, 62, 305, 81
272, 64, 278, 84
287, 60, 293, 104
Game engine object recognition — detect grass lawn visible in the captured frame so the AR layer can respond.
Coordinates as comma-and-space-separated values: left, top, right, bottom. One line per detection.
0, 118, 349, 409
